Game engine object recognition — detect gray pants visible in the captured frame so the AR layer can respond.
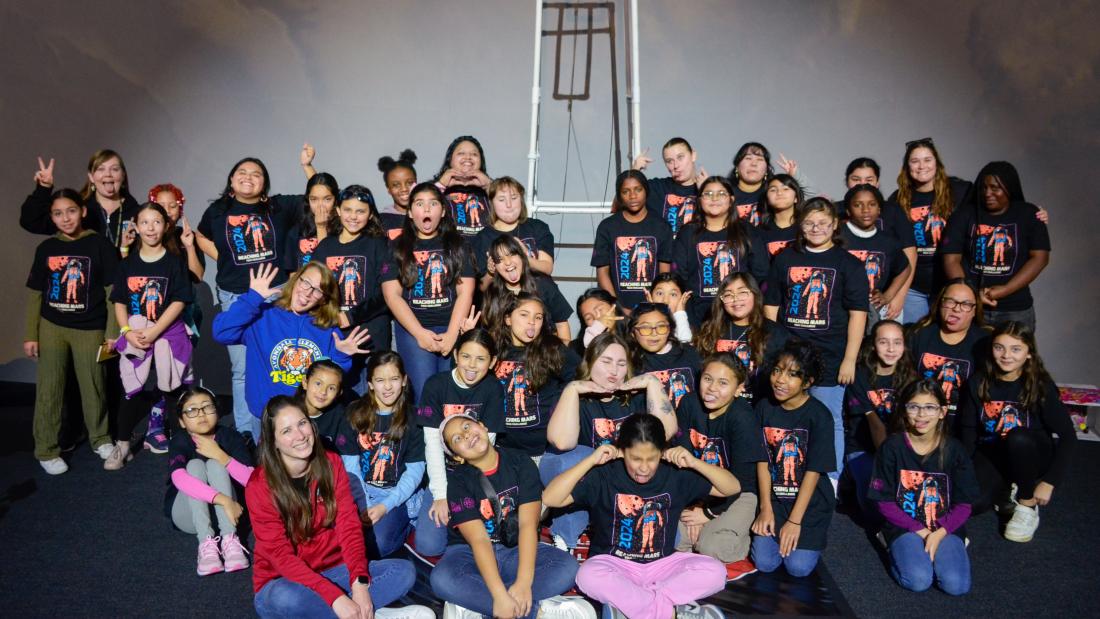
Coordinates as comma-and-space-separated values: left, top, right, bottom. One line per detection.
984, 306, 1036, 332
171, 459, 237, 541
676, 492, 758, 563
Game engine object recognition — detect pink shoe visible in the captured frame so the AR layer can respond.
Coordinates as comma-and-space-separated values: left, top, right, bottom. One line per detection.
221, 533, 250, 572
197, 536, 224, 576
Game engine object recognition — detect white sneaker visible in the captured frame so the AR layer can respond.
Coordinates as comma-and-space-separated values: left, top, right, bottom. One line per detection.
39, 457, 69, 475
1004, 502, 1039, 542
994, 483, 1018, 515
676, 603, 725, 619
95, 442, 117, 460
540, 595, 597, 619
375, 605, 436, 619
442, 602, 481, 619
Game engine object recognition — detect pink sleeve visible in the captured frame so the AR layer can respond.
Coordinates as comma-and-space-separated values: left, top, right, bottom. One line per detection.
226, 459, 254, 486
171, 468, 218, 504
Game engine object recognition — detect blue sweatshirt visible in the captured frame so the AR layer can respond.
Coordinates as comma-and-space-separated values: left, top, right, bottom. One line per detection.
212, 290, 352, 417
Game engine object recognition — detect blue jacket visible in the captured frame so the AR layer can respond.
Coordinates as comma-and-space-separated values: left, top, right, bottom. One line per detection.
213, 290, 352, 417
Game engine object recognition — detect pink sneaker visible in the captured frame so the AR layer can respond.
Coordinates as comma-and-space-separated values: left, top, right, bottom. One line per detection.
197, 536, 224, 576
221, 533, 250, 572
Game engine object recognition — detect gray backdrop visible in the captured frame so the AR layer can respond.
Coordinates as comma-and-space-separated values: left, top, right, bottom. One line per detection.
2, 0, 1097, 391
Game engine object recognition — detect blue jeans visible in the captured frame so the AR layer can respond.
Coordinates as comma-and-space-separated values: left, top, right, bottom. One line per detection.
903, 289, 930, 325
217, 289, 259, 439
394, 322, 451, 402
253, 560, 416, 618
539, 445, 594, 547
430, 543, 579, 619
362, 489, 447, 559
810, 385, 845, 480
889, 532, 970, 595
751, 534, 820, 578
844, 451, 880, 525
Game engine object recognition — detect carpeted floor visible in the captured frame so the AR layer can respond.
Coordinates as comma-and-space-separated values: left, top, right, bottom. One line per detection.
1, 384, 1096, 618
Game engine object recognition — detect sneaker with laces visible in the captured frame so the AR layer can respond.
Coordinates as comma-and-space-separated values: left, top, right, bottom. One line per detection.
95, 442, 118, 460
442, 602, 481, 619
145, 403, 169, 453
539, 595, 597, 619
724, 558, 757, 581
402, 531, 442, 566
675, 602, 725, 619
197, 536, 224, 576
1004, 502, 1039, 542
221, 533, 250, 572
994, 483, 1018, 515
39, 457, 69, 475
104, 441, 132, 471
375, 605, 436, 619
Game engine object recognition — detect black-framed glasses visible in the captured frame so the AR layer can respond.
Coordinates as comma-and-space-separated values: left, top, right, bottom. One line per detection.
297, 277, 325, 298
182, 402, 217, 419
905, 137, 935, 149
941, 298, 976, 313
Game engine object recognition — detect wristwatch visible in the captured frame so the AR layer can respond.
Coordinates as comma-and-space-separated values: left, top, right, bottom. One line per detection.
356, 575, 371, 590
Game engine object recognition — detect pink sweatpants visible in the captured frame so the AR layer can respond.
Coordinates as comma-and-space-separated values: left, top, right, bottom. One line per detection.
576, 552, 725, 619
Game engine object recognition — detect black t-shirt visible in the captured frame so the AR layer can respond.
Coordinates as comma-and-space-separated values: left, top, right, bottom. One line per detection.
941, 202, 1051, 311
110, 250, 194, 321
672, 224, 770, 309
640, 344, 704, 447
732, 185, 764, 227
841, 224, 909, 294
446, 447, 541, 546
27, 232, 119, 330
283, 222, 321, 271
533, 275, 574, 326
494, 345, 581, 455
379, 235, 475, 328
343, 410, 426, 490
646, 177, 698, 237
414, 370, 506, 433
755, 396, 836, 550
765, 246, 869, 386
164, 425, 253, 517
311, 234, 388, 321
443, 185, 490, 239
310, 399, 357, 456
868, 434, 979, 544
197, 196, 299, 293
908, 324, 988, 416
591, 211, 673, 310
837, 199, 918, 250
843, 368, 898, 455
888, 177, 971, 295
685, 398, 768, 503
714, 320, 790, 404
758, 219, 796, 259
471, 220, 555, 275
378, 210, 407, 241
577, 396, 648, 449
571, 459, 713, 563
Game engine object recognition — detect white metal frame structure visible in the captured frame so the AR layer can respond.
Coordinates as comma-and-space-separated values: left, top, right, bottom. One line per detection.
526, 0, 640, 215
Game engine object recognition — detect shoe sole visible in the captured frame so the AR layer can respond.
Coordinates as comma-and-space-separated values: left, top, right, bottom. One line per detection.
727, 567, 758, 582
223, 562, 249, 573
144, 442, 168, 454
1004, 532, 1034, 543
403, 542, 440, 566
197, 566, 225, 576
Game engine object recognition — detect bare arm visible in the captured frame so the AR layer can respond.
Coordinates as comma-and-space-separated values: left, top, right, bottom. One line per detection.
546, 382, 582, 450
596, 266, 615, 296
943, 253, 965, 281
529, 251, 554, 275
764, 304, 779, 322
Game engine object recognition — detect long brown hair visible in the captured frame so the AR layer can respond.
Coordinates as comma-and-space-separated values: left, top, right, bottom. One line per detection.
257, 396, 337, 546
80, 149, 130, 202
892, 379, 950, 469
483, 235, 539, 329
275, 262, 341, 328
492, 293, 564, 392
347, 351, 411, 442
860, 320, 917, 389
126, 202, 182, 257
895, 140, 954, 221
694, 273, 766, 368
979, 322, 1051, 411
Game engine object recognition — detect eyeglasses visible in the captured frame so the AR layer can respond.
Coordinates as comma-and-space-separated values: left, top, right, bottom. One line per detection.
182, 402, 217, 419
720, 291, 752, 303
905, 137, 935, 149
801, 220, 834, 231
941, 298, 976, 312
701, 190, 729, 200
297, 277, 325, 298
904, 403, 941, 417
633, 323, 670, 336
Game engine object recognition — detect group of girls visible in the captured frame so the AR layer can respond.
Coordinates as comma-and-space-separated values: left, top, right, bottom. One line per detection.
18, 133, 1070, 616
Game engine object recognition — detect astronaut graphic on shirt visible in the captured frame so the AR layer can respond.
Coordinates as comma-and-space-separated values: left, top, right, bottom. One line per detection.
615, 236, 658, 292
327, 256, 367, 311
593, 417, 628, 447
918, 354, 971, 411
909, 206, 946, 257
358, 431, 400, 487
647, 368, 694, 409
697, 241, 735, 297
764, 427, 808, 500
225, 213, 276, 264
898, 469, 950, 531
784, 266, 836, 329
495, 361, 538, 427
411, 250, 451, 308
663, 194, 696, 235
971, 223, 1017, 276
446, 191, 487, 236
127, 276, 169, 321
298, 237, 320, 267
689, 429, 727, 468
981, 400, 1028, 442
478, 485, 519, 541
611, 493, 670, 561
47, 255, 91, 312
735, 202, 761, 226
848, 249, 885, 293
867, 388, 896, 423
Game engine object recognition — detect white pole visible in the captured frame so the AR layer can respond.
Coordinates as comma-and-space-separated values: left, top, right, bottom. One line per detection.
526, 0, 544, 212
629, 0, 641, 162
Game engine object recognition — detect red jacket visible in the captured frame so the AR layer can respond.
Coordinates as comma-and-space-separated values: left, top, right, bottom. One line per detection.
246, 450, 369, 605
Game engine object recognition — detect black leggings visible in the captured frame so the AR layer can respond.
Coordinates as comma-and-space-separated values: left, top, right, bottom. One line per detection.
972, 428, 1053, 514
116, 388, 182, 442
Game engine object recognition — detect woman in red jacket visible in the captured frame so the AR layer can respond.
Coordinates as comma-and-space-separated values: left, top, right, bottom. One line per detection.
247, 395, 432, 618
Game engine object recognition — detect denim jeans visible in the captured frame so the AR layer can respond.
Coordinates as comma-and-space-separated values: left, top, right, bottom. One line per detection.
217, 289, 257, 439
430, 543, 579, 619
809, 385, 845, 480
253, 559, 416, 618
903, 289, 930, 325
393, 322, 452, 402
538, 444, 595, 547
889, 532, 970, 595
360, 488, 447, 559
983, 306, 1036, 332
750, 533, 820, 577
